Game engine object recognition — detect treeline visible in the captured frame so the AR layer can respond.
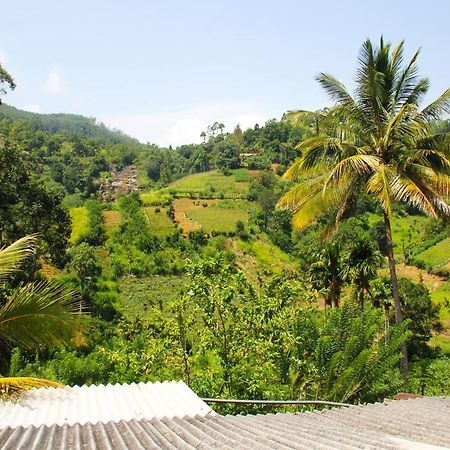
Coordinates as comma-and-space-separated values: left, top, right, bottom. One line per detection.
0, 104, 138, 144
142, 119, 308, 185
0, 105, 312, 203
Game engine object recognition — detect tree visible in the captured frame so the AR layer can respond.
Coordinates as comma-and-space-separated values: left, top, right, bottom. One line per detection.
398, 278, 443, 358
0, 64, 15, 104
68, 243, 102, 294
215, 139, 241, 171
309, 242, 344, 309
278, 38, 450, 376
343, 233, 383, 310
0, 139, 71, 267
0, 235, 82, 397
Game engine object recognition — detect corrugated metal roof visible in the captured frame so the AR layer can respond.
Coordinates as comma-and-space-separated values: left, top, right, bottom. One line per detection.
0, 396, 449, 449
0, 380, 214, 428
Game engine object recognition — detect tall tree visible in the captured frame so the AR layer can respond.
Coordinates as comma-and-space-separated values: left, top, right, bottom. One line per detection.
278, 38, 450, 376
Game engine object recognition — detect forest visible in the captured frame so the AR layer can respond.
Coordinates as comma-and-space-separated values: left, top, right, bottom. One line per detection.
0, 38, 449, 412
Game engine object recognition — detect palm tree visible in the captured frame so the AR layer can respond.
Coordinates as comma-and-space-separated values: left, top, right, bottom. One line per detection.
0, 235, 82, 398
342, 233, 383, 310
278, 38, 450, 376
309, 242, 344, 309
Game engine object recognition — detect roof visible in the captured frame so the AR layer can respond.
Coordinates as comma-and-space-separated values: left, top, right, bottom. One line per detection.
0, 380, 214, 428
0, 382, 449, 449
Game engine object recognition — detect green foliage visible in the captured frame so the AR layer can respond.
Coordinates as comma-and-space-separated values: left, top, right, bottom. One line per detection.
0, 236, 82, 361
407, 358, 450, 396
398, 278, 443, 358
0, 104, 137, 144
144, 207, 176, 237
0, 139, 71, 267
164, 170, 249, 198
290, 303, 407, 403
67, 243, 102, 293
140, 190, 173, 206
215, 138, 241, 171
0, 65, 15, 103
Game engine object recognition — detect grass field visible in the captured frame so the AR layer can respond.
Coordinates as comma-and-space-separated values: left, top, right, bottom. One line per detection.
140, 190, 173, 206
236, 235, 297, 275
187, 203, 249, 233
163, 170, 251, 198
171, 198, 252, 233
118, 275, 187, 321
431, 283, 450, 320
430, 334, 450, 355
144, 207, 176, 237
414, 237, 450, 270
103, 210, 121, 237
69, 207, 88, 244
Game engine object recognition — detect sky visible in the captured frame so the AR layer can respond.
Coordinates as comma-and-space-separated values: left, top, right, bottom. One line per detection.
1, 0, 449, 147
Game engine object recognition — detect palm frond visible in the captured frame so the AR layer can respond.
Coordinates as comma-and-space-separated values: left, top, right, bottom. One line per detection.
291, 188, 340, 230
0, 377, 61, 400
420, 88, 450, 120
408, 149, 450, 174
366, 164, 394, 215
390, 174, 437, 217
0, 235, 37, 284
295, 136, 360, 172
393, 47, 423, 107
0, 281, 82, 351
316, 74, 356, 107
324, 154, 380, 190
277, 173, 326, 210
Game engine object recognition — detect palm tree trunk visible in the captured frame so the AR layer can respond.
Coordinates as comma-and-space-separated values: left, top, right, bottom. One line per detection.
383, 212, 408, 377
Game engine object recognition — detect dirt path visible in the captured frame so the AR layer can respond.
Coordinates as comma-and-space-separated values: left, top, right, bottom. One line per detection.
380, 263, 447, 292
172, 199, 204, 235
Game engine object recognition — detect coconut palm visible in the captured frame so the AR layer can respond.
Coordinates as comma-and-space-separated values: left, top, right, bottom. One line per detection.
278, 38, 450, 376
0, 235, 82, 398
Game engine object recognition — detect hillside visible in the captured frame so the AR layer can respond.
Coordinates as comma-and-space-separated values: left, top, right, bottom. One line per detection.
3, 102, 450, 406
0, 104, 138, 144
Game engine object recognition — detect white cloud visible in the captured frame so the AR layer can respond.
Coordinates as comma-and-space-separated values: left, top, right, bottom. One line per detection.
104, 102, 274, 147
23, 103, 41, 113
44, 66, 69, 94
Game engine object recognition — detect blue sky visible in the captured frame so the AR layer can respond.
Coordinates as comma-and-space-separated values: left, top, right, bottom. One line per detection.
2, 0, 449, 146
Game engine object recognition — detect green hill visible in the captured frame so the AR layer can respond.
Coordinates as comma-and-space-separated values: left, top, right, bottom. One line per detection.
0, 104, 138, 144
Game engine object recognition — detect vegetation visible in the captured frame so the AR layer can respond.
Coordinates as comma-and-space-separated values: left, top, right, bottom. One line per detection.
279, 38, 450, 375
1, 40, 449, 409
0, 235, 82, 397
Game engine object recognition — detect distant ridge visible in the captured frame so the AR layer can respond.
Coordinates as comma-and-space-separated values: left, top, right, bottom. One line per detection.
0, 104, 139, 145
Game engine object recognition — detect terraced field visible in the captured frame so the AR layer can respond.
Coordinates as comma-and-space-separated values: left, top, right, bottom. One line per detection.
171, 198, 252, 234
103, 210, 121, 237
162, 169, 254, 198
144, 207, 176, 237
414, 237, 450, 271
